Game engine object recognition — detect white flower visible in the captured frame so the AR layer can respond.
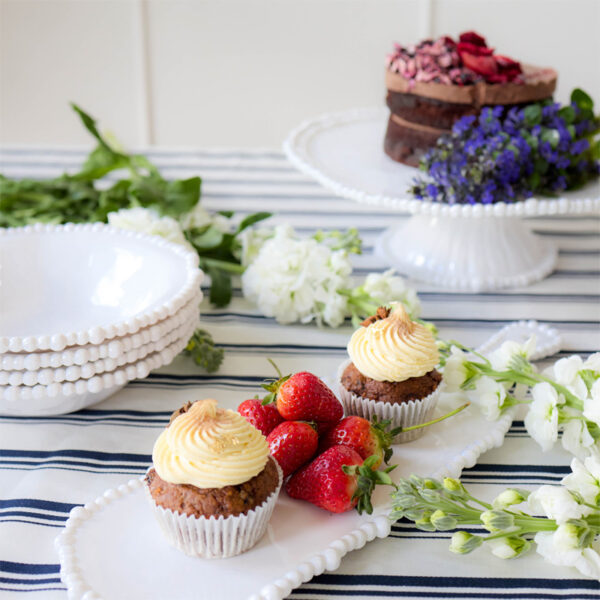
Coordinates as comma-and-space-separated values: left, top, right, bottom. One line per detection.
562, 456, 600, 505
583, 379, 600, 427
535, 525, 582, 568
107, 207, 190, 247
528, 485, 588, 524
241, 225, 352, 327
180, 202, 231, 233
466, 376, 507, 421
535, 527, 600, 580
442, 346, 470, 392
561, 419, 597, 460
544, 355, 588, 400
363, 269, 421, 318
583, 353, 600, 373
487, 537, 529, 559
235, 226, 274, 267
488, 336, 536, 372
524, 382, 563, 452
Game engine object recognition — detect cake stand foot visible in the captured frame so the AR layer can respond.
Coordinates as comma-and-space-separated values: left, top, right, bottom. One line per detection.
375, 215, 557, 292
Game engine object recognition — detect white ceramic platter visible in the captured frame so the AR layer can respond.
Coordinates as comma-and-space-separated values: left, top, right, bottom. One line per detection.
56, 322, 560, 600
0, 223, 202, 352
0, 291, 202, 370
0, 317, 197, 386
283, 107, 600, 218
0, 314, 198, 415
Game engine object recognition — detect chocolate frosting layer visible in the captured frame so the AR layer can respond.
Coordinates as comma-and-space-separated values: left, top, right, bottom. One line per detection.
385, 64, 557, 107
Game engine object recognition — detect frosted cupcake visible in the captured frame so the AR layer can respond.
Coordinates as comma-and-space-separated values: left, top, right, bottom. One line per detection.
145, 398, 282, 558
338, 304, 441, 442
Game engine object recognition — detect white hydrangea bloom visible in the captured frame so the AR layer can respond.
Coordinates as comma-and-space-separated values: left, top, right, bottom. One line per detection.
561, 419, 597, 461
535, 528, 600, 580
583, 353, 600, 373
583, 379, 600, 428
363, 269, 421, 318
524, 382, 564, 452
180, 202, 231, 233
107, 207, 190, 247
241, 225, 352, 327
236, 227, 274, 267
488, 336, 536, 372
466, 376, 507, 421
562, 456, 600, 505
528, 485, 589, 524
544, 355, 588, 400
442, 346, 470, 392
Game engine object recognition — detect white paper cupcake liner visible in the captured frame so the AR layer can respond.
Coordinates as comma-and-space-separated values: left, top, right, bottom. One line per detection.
144, 459, 283, 559
337, 359, 441, 443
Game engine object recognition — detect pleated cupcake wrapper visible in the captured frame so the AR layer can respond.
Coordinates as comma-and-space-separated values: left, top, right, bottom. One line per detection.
144, 461, 283, 559
337, 359, 441, 443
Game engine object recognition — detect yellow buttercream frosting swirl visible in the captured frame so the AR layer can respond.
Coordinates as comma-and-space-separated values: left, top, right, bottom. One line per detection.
152, 399, 269, 489
347, 304, 439, 382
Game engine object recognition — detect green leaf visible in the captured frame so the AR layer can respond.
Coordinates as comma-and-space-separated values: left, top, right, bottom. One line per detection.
541, 128, 560, 149
571, 88, 594, 111
523, 104, 542, 126
207, 266, 232, 307
217, 210, 234, 218
70, 103, 114, 151
558, 106, 576, 124
162, 177, 201, 217
182, 328, 224, 373
236, 211, 272, 234
190, 226, 224, 250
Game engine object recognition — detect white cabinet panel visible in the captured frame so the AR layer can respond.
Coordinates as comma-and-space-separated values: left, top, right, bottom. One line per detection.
0, 0, 141, 146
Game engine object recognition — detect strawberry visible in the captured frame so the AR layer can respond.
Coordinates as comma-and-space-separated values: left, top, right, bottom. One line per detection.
322, 404, 472, 469
285, 445, 395, 514
261, 362, 343, 432
266, 421, 318, 477
237, 399, 284, 437
321, 416, 399, 470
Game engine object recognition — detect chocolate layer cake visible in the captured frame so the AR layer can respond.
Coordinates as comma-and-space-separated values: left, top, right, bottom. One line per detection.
146, 456, 280, 518
384, 33, 557, 166
341, 362, 442, 404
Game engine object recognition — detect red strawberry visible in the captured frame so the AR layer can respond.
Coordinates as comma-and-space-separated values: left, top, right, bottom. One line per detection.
285, 446, 395, 514
322, 404, 472, 469
237, 399, 284, 437
277, 372, 343, 432
261, 361, 343, 432
321, 416, 399, 470
266, 421, 318, 477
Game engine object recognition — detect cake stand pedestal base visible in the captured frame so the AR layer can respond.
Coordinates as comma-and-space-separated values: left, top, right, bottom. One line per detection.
375, 215, 557, 292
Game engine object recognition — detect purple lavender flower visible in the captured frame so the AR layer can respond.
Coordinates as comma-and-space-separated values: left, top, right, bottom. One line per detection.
409, 91, 599, 205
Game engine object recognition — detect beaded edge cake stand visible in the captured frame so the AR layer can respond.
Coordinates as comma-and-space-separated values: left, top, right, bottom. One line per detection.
283, 108, 600, 292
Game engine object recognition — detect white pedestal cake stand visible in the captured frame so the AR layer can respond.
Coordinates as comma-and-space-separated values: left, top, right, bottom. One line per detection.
283, 108, 600, 292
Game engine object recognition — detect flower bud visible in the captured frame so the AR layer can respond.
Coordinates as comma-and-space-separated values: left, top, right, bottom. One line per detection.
410, 474, 424, 486
404, 508, 425, 521
393, 493, 419, 509
449, 531, 483, 554
396, 480, 415, 494
420, 488, 442, 503
423, 478, 441, 490
487, 536, 531, 559
443, 477, 466, 495
430, 509, 458, 531
493, 488, 530, 509
480, 510, 515, 532
415, 514, 436, 532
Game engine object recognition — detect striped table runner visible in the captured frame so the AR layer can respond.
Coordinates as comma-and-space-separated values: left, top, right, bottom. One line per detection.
0, 147, 599, 599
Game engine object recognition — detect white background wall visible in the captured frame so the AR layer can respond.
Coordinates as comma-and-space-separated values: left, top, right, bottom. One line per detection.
1, 0, 599, 149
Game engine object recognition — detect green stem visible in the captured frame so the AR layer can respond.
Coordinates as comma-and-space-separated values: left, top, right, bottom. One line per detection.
200, 257, 245, 274
401, 403, 470, 433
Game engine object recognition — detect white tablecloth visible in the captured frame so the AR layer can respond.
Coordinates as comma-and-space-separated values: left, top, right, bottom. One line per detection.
0, 147, 599, 599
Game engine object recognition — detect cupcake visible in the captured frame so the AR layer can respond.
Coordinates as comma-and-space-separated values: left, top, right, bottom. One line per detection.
144, 398, 282, 558
338, 304, 441, 443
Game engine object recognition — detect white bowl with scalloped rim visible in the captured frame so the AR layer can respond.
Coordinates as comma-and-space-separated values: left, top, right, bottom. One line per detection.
0, 223, 202, 352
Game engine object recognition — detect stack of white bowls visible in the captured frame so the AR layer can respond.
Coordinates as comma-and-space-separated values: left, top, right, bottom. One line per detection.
0, 223, 203, 416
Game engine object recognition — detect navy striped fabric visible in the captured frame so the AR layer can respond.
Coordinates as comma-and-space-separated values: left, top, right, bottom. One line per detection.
0, 147, 599, 599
